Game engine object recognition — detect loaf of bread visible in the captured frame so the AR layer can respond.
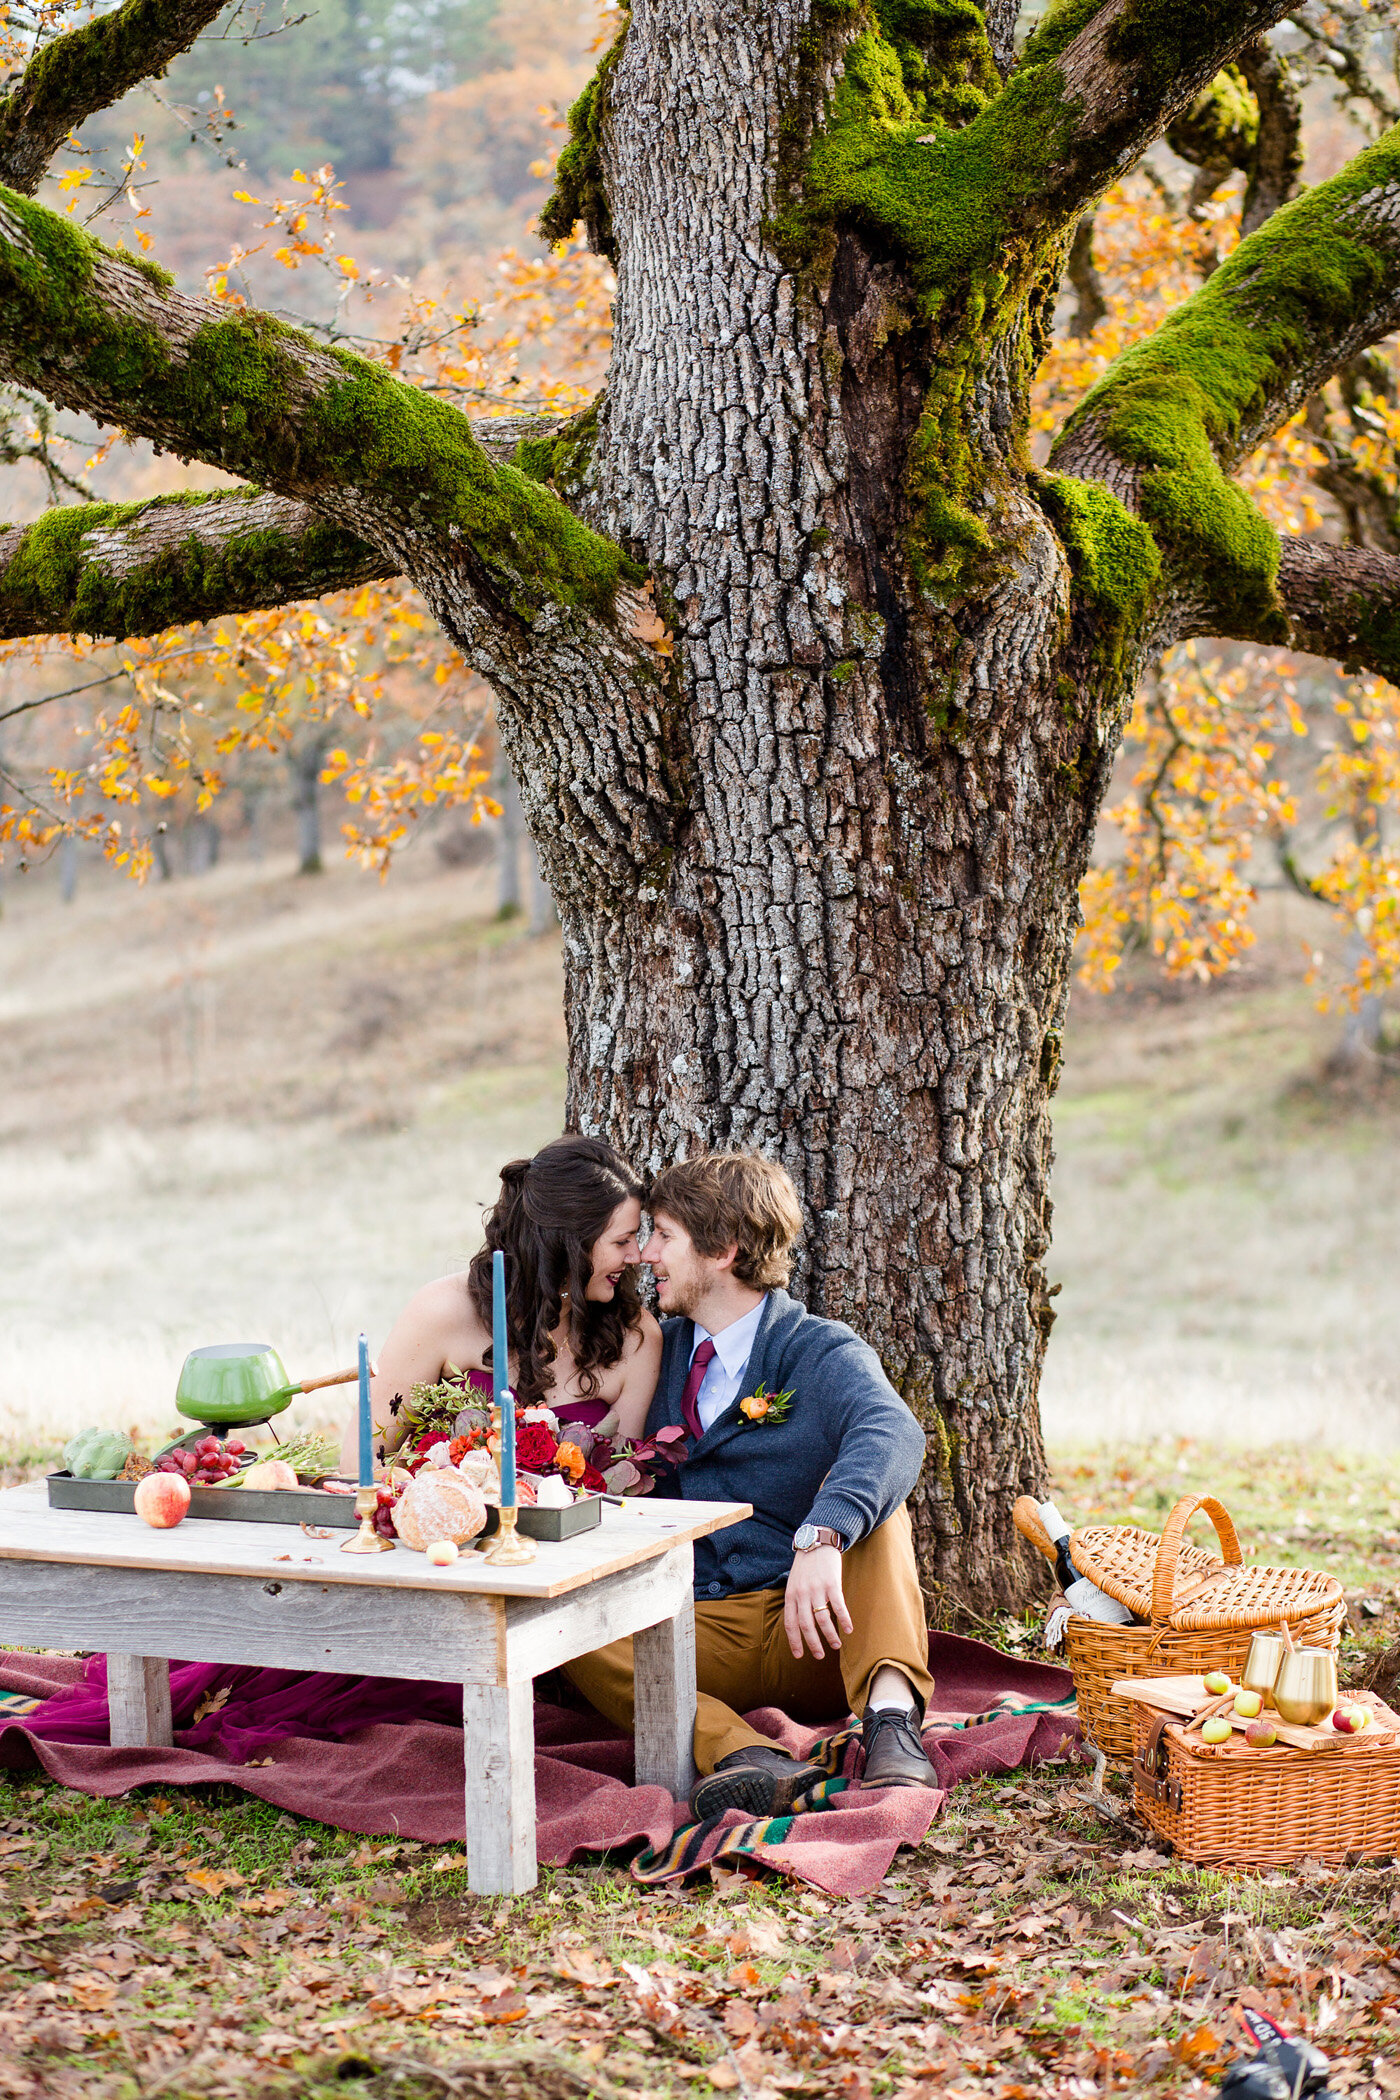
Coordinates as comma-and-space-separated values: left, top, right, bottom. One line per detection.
392, 1472, 488, 1551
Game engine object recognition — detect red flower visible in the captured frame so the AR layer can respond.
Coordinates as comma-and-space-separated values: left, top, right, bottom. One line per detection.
415, 1432, 449, 1454
515, 1421, 559, 1473
580, 1463, 608, 1494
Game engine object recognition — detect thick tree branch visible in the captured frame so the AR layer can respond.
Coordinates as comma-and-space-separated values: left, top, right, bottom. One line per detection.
798, 3, 1298, 325
0, 485, 395, 642
0, 185, 637, 628
1208, 538, 1400, 682
0, 0, 228, 196
1047, 125, 1400, 633
1004, 0, 1298, 235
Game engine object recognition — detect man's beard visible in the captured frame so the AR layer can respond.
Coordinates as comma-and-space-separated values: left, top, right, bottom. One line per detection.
653, 1272, 700, 1321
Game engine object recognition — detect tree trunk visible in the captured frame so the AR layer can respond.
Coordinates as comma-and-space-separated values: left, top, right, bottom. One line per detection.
289, 733, 330, 877
472, 3, 1114, 1611
495, 764, 524, 920
526, 832, 557, 938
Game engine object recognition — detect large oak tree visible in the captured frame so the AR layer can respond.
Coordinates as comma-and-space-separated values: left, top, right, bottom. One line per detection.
3, 0, 1399, 1606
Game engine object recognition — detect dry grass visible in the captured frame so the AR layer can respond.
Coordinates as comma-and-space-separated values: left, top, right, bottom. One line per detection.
3, 850, 1398, 1454
0, 848, 565, 1443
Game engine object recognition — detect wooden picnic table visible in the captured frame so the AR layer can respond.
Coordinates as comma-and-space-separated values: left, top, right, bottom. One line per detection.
0, 1481, 750, 1895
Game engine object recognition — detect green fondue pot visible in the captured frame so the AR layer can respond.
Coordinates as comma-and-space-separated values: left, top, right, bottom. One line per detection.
176, 1343, 299, 1426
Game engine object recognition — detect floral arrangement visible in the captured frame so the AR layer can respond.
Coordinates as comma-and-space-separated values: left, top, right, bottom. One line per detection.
386, 1367, 690, 1498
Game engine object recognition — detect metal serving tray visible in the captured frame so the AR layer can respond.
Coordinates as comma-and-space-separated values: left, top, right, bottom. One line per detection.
45, 1472, 603, 1542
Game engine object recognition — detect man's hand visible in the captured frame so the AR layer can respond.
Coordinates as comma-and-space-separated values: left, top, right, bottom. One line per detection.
784, 1545, 853, 1660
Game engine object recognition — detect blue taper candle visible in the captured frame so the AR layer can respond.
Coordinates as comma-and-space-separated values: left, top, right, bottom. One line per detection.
357, 1331, 373, 1488
493, 1248, 516, 1507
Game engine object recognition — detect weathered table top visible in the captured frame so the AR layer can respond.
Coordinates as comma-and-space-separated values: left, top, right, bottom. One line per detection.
0, 1481, 751, 1600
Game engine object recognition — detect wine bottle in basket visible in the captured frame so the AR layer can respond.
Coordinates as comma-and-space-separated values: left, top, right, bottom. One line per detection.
1037, 1501, 1134, 1625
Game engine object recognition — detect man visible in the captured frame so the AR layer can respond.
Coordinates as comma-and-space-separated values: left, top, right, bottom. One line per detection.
564, 1151, 939, 1818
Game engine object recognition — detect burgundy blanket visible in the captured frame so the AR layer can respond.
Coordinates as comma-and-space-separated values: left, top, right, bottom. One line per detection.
0, 1636, 1077, 1898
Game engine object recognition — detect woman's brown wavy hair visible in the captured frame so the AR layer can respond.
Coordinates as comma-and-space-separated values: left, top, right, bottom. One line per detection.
467, 1135, 647, 1410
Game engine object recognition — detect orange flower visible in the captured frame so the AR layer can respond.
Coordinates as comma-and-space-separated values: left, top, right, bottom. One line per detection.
555, 1440, 587, 1483
739, 1395, 769, 1421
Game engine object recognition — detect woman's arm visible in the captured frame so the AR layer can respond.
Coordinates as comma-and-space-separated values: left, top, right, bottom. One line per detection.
338, 1276, 486, 1472
606, 1310, 664, 1443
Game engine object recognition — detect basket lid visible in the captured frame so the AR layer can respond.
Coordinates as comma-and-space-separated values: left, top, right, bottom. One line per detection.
1073, 1494, 1345, 1630
1070, 1521, 1223, 1619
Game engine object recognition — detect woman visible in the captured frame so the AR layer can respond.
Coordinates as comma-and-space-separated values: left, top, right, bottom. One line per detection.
343, 1134, 661, 1471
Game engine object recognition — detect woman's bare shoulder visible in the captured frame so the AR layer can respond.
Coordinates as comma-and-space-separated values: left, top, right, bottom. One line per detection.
621, 1307, 664, 1360
394, 1273, 486, 1354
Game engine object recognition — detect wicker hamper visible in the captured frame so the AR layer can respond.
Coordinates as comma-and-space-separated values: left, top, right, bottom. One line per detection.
1063, 1494, 1345, 1765
1130, 1692, 1400, 1866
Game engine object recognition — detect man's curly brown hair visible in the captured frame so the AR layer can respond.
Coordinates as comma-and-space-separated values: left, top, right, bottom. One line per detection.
648, 1151, 803, 1289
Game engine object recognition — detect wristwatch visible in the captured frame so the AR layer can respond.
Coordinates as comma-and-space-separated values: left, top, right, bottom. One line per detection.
793, 1524, 845, 1553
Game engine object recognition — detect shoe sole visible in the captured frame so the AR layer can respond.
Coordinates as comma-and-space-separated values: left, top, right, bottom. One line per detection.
691, 1767, 822, 1821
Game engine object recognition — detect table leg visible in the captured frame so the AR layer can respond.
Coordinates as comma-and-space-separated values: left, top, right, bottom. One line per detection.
462, 1680, 537, 1895
633, 1598, 697, 1801
106, 1655, 173, 1747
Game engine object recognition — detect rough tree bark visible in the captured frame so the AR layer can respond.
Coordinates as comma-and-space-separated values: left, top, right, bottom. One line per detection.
4, 0, 1400, 1606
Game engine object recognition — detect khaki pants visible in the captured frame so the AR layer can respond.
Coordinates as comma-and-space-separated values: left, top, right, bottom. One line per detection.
564, 1504, 933, 1773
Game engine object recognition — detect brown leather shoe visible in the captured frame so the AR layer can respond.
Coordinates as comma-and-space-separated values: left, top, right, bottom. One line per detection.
859, 1704, 939, 1789
689, 1746, 826, 1821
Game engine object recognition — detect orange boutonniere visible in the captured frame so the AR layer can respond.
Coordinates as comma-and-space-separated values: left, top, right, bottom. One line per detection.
738, 1383, 794, 1427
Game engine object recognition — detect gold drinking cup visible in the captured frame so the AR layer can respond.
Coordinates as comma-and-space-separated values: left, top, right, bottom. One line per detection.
1273, 1647, 1338, 1727
1241, 1633, 1287, 1711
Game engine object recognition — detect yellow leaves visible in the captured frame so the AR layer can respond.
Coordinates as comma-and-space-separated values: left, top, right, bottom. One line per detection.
338, 255, 360, 280
184, 1865, 245, 1895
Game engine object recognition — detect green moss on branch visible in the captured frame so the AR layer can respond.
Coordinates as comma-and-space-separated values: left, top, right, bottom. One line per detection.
0, 0, 227, 194
0, 488, 390, 641
538, 13, 628, 254
0, 185, 641, 623
1053, 126, 1400, 629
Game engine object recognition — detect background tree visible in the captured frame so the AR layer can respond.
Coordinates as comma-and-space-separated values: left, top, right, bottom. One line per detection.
4, 0, 1400, 1604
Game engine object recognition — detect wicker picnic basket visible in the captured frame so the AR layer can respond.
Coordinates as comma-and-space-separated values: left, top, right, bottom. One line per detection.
1064, 1494, 1345, 1764
1129, 1691, 1400, 1866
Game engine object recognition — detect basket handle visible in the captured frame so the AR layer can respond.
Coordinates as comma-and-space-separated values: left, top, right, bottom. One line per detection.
1151, 1494, 1242, 1626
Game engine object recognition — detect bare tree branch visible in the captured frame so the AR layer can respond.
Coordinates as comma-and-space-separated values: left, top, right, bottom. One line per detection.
984, 0, 1019, 81
1066, 214, 1106, 338
0, 485, 395, 641
0, 184, 638, 630
1239, 38, 1304, 237
1267, 538, 1400, 679
0, 0, 230, 197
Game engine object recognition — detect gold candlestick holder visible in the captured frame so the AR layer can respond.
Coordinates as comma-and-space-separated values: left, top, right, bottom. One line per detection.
481, 1502, 536, 1565
341, 1484, 396, 1553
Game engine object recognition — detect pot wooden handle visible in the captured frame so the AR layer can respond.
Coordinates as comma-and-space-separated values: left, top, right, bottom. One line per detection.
1014, 1495, 1058, 1565
297, 1363, 377, 1393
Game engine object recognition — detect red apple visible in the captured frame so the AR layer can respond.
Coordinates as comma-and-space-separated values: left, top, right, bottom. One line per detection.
134, 1472, 191, 1529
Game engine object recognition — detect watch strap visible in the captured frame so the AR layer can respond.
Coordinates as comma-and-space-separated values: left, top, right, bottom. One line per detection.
795, 1524, 845, 1553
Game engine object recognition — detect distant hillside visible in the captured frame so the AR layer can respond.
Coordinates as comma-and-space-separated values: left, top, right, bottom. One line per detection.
2, 841, 1397, 1453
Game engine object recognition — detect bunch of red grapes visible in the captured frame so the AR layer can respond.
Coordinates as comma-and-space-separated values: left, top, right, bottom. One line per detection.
155, 1435, 247, 1485
373, 1483, 399, 1540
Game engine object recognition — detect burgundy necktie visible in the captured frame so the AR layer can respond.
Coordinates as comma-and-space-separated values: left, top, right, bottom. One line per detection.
680, 1337, 716, 1442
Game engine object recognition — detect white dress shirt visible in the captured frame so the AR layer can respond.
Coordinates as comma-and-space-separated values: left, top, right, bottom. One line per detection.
689, 1299, 767, 1433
